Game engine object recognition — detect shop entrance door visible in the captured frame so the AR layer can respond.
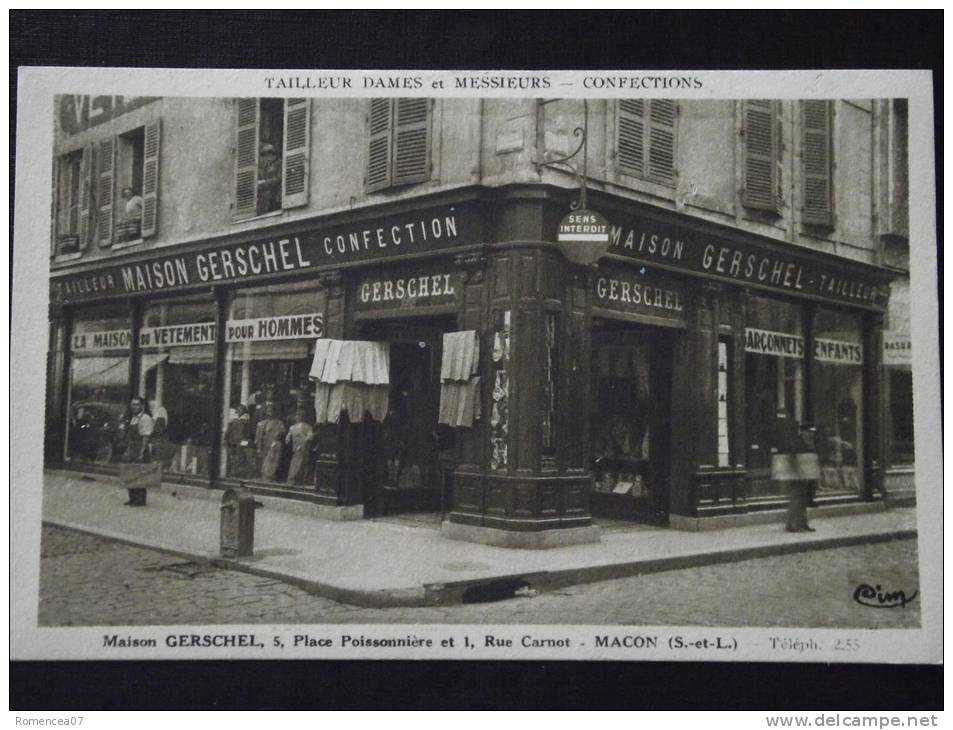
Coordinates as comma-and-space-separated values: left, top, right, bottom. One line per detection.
358, 316, 456, 518
589, 322, 674, 524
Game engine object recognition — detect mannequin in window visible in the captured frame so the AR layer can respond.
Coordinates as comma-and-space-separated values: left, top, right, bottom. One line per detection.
225, 404, 255, 479
255, 401, 286, 482
285, 408, 314, 485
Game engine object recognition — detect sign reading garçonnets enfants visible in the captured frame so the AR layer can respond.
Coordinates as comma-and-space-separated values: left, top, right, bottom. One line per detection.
556, 209, 610, 266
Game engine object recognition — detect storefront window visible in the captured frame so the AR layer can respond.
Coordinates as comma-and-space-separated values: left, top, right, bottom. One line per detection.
811, 307, 865, 496
542, 312, 558, 455
222, 281, 325, 485
744, 295, 805, 499
67, 307, 131, 464
138, 298, 217, 477
885, 368, 914, 465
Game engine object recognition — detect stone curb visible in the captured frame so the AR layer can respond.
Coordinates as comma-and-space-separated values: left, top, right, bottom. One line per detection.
43, 518, 916, 609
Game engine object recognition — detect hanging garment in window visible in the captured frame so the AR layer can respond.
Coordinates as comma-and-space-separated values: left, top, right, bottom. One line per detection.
309, 339, 390, 423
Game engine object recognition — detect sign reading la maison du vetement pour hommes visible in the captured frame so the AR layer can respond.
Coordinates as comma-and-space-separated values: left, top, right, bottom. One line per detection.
71, 314, 324, 352
51, 205, 479, 305
605, 214, 892, 310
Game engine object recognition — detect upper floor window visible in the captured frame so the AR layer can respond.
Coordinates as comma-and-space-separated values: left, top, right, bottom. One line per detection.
880, 98, 908, 240
233, 98, 311, 221
801, 100, 834, 227
52, 148, 88, 257
615, 99, 677, 187
741, 99, 783, 214
366, 98, 433, 193
52, 119, 160, 258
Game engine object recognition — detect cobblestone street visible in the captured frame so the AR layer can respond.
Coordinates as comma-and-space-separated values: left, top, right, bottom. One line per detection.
39, 525, 921, 628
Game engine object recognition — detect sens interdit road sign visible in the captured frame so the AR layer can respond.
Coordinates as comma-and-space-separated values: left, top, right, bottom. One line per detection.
557, 209, 610, 265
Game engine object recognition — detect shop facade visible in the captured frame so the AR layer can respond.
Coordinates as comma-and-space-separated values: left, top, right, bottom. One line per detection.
47, 183, 895, 545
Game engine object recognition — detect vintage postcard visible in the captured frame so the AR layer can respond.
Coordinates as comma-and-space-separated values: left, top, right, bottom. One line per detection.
11, 67, 940, 663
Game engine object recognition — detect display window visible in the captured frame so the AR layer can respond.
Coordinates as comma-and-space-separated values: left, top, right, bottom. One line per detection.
66, 306, 131, 463
221, 281, 326, 485
138, 298, 216, 477
811, 307, 865, 495
743, 295, 805, 499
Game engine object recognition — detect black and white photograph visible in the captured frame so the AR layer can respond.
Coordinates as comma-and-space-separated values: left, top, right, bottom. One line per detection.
11, 68, 940, 669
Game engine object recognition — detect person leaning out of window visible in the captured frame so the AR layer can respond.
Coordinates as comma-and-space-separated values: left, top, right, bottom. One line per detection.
117, 186, 143, 242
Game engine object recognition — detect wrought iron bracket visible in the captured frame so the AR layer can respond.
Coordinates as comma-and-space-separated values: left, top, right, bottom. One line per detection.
533, 99, 590, 210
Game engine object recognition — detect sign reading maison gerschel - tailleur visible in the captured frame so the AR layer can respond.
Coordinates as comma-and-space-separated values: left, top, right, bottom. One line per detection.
51, 204, 479, 305
557, 209, 610, 266
606, 215, 892, 310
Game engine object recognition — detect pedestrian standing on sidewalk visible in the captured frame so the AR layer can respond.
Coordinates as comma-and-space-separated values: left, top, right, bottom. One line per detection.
123, 396, 155, 464
771, 408, 814, 533
793, 423, 820, 531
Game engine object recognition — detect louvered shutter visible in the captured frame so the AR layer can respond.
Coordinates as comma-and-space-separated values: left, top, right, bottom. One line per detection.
50, 157, 58, 256
392, 98, 431, 186
79, 144, 93, 250
742, 100, 779, 212
801, 101, 833, 226
616, 99, 645, 177
366, 99, 393, 192
233, 98, 260, 220
282, 98, 310, 208
141, 119, 161, 237
97, 137, 116, 246
647, 100, 677, 185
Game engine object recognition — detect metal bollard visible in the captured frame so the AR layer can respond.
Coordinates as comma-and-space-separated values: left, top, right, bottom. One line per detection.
220, 488, 263, 559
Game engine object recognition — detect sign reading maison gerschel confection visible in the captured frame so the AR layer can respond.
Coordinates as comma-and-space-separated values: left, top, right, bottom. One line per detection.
51, 204, 480, 305
592, 265, 687, 324
605, 215, 891, 310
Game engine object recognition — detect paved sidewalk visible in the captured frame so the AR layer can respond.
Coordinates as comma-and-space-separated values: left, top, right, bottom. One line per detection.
42, 470, 917, 607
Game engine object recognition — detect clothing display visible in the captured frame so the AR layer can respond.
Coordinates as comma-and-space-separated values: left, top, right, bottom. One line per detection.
437, 331, 481, 428
438, 376, 482, 427
285, 420, 314, 484
224, 414, 255, 478
440, 331, 479, 381
310, 339, 391, 424
255, 417, 286, 481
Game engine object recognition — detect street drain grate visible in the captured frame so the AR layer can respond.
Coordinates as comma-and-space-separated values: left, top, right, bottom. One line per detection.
461, 578, 532, 604
150, 561, 219, 579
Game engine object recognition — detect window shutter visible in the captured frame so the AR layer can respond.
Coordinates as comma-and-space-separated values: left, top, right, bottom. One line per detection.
79, 144, 93, 250
742, 100, 779, 212
647, 100, 677, 185
233, 98, 260, 221
616, 99, 645, 177
392, 98, 431, 186
97, 137, 116, 246
141, 119, 161, 237
281, 98, 310, 208
50, 157, 58, 256
366, 98, 393, 192
801, 101, 833, 226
